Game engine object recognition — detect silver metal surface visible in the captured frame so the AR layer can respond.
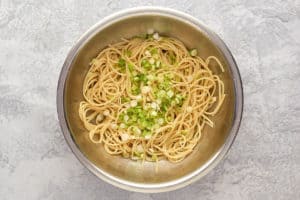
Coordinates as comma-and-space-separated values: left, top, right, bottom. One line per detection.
57, 7, 243, 193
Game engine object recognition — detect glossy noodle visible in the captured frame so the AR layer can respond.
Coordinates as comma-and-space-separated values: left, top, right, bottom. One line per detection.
79, 33, 225, 163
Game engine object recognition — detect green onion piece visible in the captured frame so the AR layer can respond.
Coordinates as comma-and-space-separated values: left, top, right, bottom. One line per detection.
151, 154, 158, 161
167, 90, 174, 98
168, 53, 176, 64
131, 115, 137, 122
141, 59, 151, 70
157, 118, 164, 125
181, 130, 188, 135
133, 76, 139, 82
134, 151, 142, 157
137, 73, 148, 83
132, 87, 141, 95
155, 60, 161, 68
189, 49, 198, 57
146, 34, 153, 39
142, 129, 151, 137
128, 63, 134, 72
133, 126, 141, 135
118, 58, 126, 68
125, 50, 132, 57
156, 90, 166, 99
150, 48, 158, 55
121, 97, 130, 103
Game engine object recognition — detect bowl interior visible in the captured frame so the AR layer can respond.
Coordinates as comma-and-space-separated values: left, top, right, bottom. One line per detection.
64, 13, 235, 184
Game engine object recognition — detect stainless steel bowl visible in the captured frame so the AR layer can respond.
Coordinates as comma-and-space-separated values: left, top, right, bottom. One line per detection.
57, 7, 243, 193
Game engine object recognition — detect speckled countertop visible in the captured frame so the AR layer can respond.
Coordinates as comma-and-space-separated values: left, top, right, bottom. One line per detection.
0, 0, 299, 199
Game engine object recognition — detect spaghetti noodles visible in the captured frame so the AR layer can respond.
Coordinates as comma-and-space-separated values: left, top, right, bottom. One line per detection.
79, 33, 225, 163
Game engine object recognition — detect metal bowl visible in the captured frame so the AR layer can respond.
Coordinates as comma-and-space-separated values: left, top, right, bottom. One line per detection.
57, 7, 243, 193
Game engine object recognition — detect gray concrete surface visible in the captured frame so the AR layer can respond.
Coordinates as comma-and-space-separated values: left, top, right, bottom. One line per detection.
0, 0, 299, 199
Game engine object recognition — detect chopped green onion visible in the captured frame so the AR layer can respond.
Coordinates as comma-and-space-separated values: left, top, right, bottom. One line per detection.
128, 63, 134, 72
118, 58, 126, 68
156, 90, 166, 98
124, 115, 129, 122
124, 50, 132, 57
187, 75, 193, 82
111, 123, 117, 129
157, 118, 164, 125
168, 53, 176, 64
150, 48, 158, 55
142, 130, 151, 138
151, 154, 158, 161
189, 49, 198, 57
186, 106, 193, 113
145, 50, 151, 56
156, 99, 162, 105
133, 76, 139, 82
171, 100, 176, 106
153, 124, 160, 130
181, 130, 188, 135
156, 60, 161, 68
120, 133, 129, 141
96, 113, 104, 123
167, 90, 174, 98
133, 127, 141, 135
151, 102, 158, 110
103, 110, 110, 116
146, 33, 153, 39
121, 97, 130, 103
153, 32, 160, 40
146, 74, 154, 81
141, 86, 151, 94
116, 44, 188, 141
131, 115, 137, 122
150, 110, 158, 116
120, 123, 126, 129
147, 28, 154, 35
141, 59, 151, 70
149, 58, 155, 65
130, 100, 138, 107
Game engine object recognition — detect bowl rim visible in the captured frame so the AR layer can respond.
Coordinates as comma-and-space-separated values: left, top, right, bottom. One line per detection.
56, 6, 243, 193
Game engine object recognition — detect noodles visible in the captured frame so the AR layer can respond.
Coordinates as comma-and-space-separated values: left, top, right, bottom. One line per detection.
78, 33, 225, 163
